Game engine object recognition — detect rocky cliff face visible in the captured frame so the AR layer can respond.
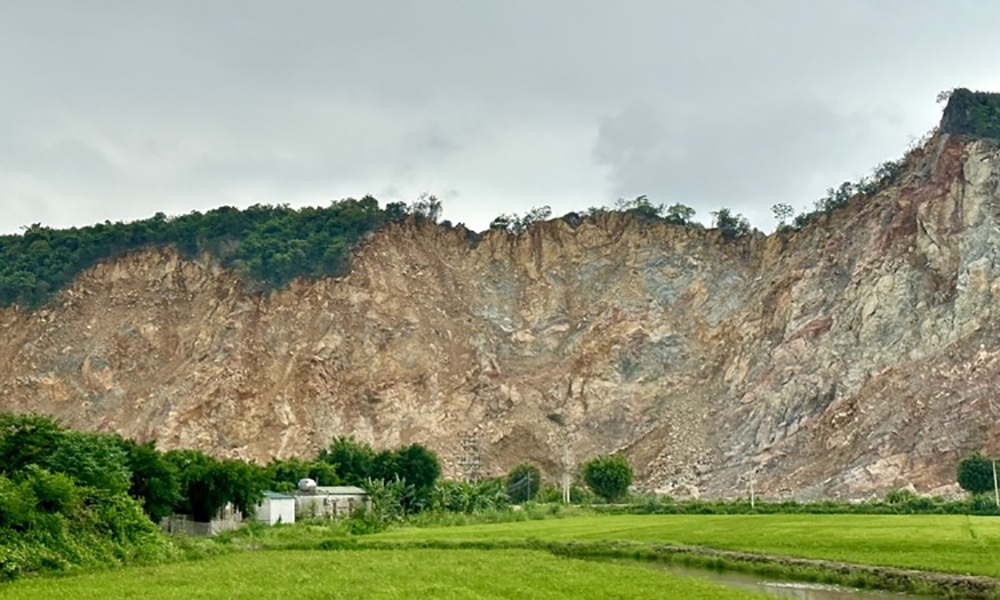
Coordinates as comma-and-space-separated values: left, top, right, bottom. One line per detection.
2, 133, 999, 499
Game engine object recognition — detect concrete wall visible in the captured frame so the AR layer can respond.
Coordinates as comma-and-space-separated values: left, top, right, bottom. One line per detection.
294, 493, 368, 519
255, 497, 296, 525
161, 514, 241, 536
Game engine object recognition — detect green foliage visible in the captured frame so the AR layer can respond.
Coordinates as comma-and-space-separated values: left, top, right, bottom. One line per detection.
163, 450, 268, 522
318, 437, 439, 511
0, 413, 65, 473
710, 208, 752, 239
664, 203, 697, 226
387, 444, 441, 510
770, 203, 794, 228
430, 479, 510, 514
790, 154, 906, 231
319, 436, 375, 486
0, 468, 171, 581
506, 464, 541, 503
44, 431, 132, 495
357, 477, 414, 530
559, 197, 700, 229
490, 205, 552, 234
266, 457, 340, 488
957, 452, 996, 495
0, 196, 418, 309
581, 455, 633, 502
940, 88, 1000, 139
0, 413, 131, 496
614, 195, 662, 220
408, 193, 442, 223
116, 439, 182, 523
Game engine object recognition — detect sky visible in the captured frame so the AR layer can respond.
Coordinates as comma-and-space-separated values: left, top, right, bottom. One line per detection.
1, 1, 998, 235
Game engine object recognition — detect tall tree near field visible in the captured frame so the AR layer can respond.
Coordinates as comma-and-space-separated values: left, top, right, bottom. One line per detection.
582, 454, 633, 502
957, 452, 996, 495
319, 436, 376, 485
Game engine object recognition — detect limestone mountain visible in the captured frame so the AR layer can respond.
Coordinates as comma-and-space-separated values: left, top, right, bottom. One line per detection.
2, 94, 1000, 499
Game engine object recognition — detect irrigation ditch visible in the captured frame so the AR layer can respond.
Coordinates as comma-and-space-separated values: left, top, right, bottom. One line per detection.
304, 538, 999, 599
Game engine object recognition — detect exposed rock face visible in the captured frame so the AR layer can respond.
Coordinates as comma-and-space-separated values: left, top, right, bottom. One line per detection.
2, 133, 999, 499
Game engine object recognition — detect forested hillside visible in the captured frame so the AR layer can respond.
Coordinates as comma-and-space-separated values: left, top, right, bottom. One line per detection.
0, 196, 427, 308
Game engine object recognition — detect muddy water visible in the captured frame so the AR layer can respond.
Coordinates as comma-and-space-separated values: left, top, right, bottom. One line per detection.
656, 564, 929, 599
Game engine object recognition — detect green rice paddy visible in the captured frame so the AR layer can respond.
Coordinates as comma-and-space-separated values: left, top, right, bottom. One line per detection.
377, 514, 1000, 577
2, 513, 998, 598
0, 549, 767, 600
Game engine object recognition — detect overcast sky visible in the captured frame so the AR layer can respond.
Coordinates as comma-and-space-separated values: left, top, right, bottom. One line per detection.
1, 1, 997, 235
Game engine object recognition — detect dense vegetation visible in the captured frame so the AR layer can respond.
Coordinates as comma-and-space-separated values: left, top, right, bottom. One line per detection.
0, 196, 427, 309
0, 412, 452, 578
0, 414, 174, 579
941, 88, 1000, 140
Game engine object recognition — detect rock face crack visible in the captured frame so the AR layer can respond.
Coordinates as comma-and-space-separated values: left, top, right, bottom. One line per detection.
2, 134, 1000, 499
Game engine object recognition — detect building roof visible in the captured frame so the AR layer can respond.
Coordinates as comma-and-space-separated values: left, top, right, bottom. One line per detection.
314, 486, 368, 495
262, 490, 295, 500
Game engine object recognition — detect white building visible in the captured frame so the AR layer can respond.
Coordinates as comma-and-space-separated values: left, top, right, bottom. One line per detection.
293, 479, 370, 519
254, 491, 296, 525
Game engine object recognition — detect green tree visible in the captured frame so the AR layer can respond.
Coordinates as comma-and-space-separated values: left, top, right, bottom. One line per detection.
664, 203, 697, 226
506, 463, 541, 503
267, 457, 339, 489
43, 431, 132, 494
319, 436, 376, 485
957, 452, 996, 495
0, 413, 65, 473
117, 438, 181, 522
711, 208, 751, 239
582, 454, 633, 502
771, 203, 794, 227
164, 449, 266, 521
381, 444, 440, 511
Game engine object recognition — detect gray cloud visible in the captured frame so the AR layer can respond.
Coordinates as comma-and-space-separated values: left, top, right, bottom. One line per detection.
1, 1, 999, 234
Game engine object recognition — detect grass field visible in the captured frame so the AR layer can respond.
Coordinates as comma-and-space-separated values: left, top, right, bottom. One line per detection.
374, 514, 1000, 577
3, 513, 999, 598
0, 549, 768, 600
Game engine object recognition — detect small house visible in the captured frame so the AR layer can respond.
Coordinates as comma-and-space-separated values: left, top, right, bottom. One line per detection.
254, 491, 296, 525
293, 479, 370, 519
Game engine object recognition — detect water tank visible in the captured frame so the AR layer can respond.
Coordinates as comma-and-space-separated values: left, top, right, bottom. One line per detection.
298, 478, 318, 493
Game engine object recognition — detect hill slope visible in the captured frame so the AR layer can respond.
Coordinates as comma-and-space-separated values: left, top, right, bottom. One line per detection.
2, 132, 999, 499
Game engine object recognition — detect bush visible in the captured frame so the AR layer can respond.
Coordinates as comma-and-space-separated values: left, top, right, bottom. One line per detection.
582, 455, 633, 502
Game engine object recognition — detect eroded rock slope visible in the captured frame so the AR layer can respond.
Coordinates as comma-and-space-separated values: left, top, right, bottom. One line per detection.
2, 133, 999, 499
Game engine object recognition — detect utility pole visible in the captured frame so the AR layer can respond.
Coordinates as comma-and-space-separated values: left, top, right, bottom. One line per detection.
546, 412, 572, 504
749, 469, 755, 509
563, 437, 571, 504
993, 459, 999, 509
